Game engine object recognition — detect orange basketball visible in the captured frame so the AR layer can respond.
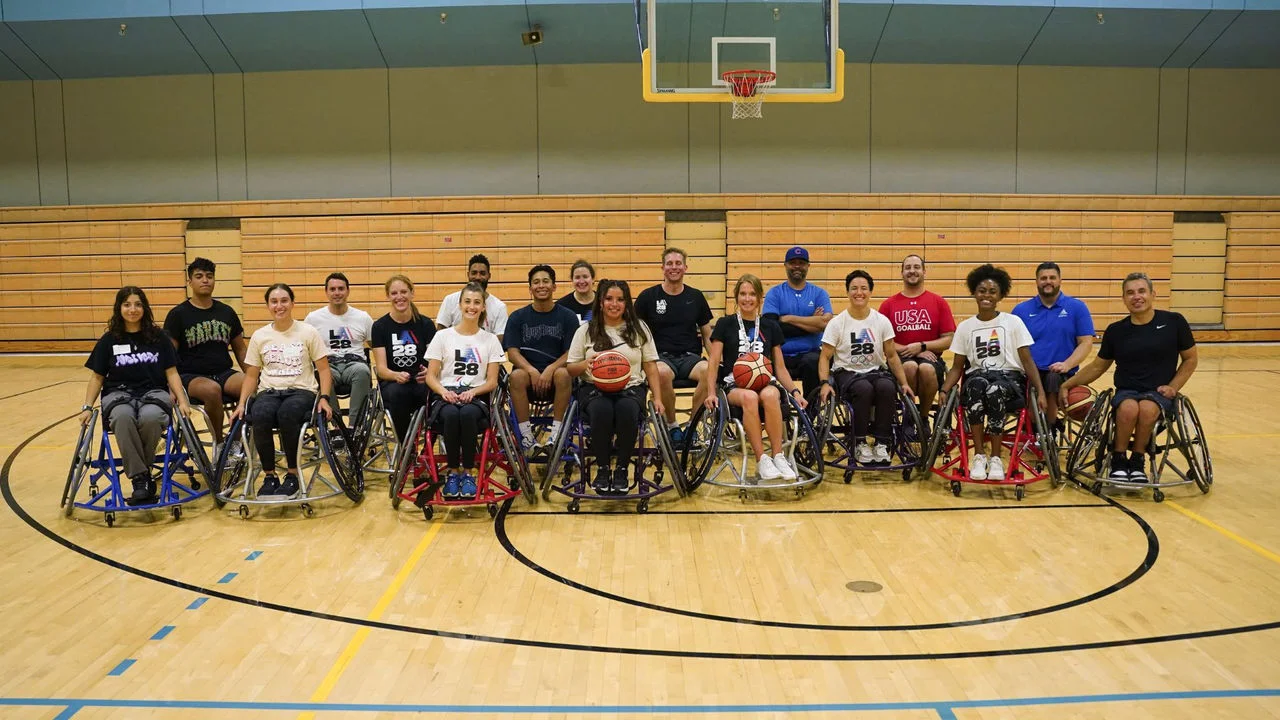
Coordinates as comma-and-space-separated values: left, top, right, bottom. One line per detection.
732, 352, 774, 392
590, 350, 632, 393
1065, 386, 1093, 421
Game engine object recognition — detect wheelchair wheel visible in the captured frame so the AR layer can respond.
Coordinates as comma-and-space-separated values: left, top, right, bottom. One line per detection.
1029, 386, 1064, 487
1175, 395, 1213, 493
897, 399, 926, 480
493, 391, 537, 505
390, 407, 427, 509
649, 401, 688, 496
1066, 388, 1112, 483
177, 413, 212, 487
62, 409, 97, 514
210, 416, 249, 509
787, 391, 824, 481
920, 390, 959, 477
319, 411, 364, 503
808, 389, 838, 449
540, 400, 578, 499
680, 394, 725, 492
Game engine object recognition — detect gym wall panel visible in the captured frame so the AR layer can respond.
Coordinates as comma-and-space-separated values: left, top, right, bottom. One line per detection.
0, 81, 40, 207
214, 73, 248, 202
62, 74, 218, 205
1185, 69, 1280, 196
32, 80, 69, 206
870, 64, 1017, 193
1155, 68, 1189, 196
389, 66, 538, 197
1015, 67, 1160, 195
243, 69, 391, 200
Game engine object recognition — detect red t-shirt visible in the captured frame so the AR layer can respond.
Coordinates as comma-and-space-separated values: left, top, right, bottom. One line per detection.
878, 291, 957, 346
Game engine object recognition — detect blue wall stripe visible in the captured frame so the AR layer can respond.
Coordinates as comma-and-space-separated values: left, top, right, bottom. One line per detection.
216, 573, 236, 584
150, 625, 175, 641
105, 659, 136, 677
186, 597, 208, 610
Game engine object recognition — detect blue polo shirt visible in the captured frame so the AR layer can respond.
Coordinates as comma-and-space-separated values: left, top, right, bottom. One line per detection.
763, 282, 833, 356
1012, 292, 1095, 371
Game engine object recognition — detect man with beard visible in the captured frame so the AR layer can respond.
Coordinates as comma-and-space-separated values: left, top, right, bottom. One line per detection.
635, 248, 714, 440
435, 254, 508, 341
763, 246, 833, 396
505, 265, 579, 452
878, 254, 955, 423
1012, 262, 1095, 431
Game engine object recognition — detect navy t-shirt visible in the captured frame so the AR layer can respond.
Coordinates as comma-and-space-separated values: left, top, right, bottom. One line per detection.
634, 284, 713, 357
371, 314, 437, 377
503, 304, 580, 372
1098, 310, 1195, 392
86, 330, 178, 395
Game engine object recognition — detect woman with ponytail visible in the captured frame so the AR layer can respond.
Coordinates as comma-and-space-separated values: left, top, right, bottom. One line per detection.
371, 275, 437, 441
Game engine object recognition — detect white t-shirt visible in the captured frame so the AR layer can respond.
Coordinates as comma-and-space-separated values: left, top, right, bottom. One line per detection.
950, 312, 1034, 374
304, 306, 373, 361
425, 327, 506, 390
435, 291, 508, 336
244, 320, 330, 393
821, 308, 896, 374
567, 322, 659, 389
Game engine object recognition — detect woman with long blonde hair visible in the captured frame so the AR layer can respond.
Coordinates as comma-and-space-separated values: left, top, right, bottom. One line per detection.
371, 275, 436, 441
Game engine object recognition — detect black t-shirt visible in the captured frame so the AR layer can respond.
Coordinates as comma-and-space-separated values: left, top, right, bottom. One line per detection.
372, 314, 437, 377
86, 330, 178, 395
634, 284, 713, 357
162, 299, 244, 376
556, 293, 593, 324
503, 304, 580, 373
1098, 310, 1195, 392
710, 315, 785, 382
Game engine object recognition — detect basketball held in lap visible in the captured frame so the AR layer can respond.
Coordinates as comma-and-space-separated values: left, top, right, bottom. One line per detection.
590, 351, 632, 393
733, 352, 773, 392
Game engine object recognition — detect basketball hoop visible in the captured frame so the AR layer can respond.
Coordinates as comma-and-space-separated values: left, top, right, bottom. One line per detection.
721, 69, 776, 119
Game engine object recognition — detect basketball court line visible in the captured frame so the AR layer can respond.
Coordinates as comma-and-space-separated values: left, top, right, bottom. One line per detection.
0, 380, 73, 402
1165, 501, 1280, 566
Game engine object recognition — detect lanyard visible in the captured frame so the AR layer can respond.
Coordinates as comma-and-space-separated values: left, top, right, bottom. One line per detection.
736, 313, 759, 355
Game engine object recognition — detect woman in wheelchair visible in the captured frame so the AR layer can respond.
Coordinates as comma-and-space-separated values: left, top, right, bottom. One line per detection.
230, 283, 334, 499
423, 281, 505, 500
79, 286, 193, 505
566, 279, 665, 495
372, 275, 436, 442
938, 264, 1046, 481
817, 270, 914, 465
698, 274, 805, 481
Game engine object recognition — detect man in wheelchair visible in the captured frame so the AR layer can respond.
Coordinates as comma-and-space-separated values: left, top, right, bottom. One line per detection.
1060, 272, 1198, 483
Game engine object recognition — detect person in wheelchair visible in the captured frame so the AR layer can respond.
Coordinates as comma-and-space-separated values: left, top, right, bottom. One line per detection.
939, 264, 1047, 482
698, 274, 806, 482
305, 272, 374, 428
506, 264, 578, 453
423, 281, 506, 500
1060, 272, 1198, 483
371, 275, 436, 442
566, 279, 665, 495
80, 286, 193, 505
818, 270, 915, 465
230, 283, 335, 499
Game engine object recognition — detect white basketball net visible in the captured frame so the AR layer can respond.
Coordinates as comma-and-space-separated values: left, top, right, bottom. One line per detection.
722, 70, 776, 119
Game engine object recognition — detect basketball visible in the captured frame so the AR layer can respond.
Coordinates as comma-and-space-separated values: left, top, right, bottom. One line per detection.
732, 352, 774, 392
590, 350, 632, 393
1065, 386, 1093, 421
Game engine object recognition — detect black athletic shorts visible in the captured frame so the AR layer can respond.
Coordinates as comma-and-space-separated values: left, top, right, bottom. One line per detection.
181, 368, 239, 393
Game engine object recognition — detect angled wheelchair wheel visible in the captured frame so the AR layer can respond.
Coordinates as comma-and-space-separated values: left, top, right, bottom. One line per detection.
493, 392, 537, 505
177, 412, 212, 488
680, 394, 725, 492
920, 389, 959, 477
808, 389, 838, 450
1175, 395, 1213, 493
210, 416, 249, 509
319, 411, 364, 504
541, 400, 577, 499
788, 391, 824, 482
390, 407, 427, 509
62, 409, 98, 514
897, 398, 926, 480
1066, 388, 1112, 483
648, 401, 688, 496
1029, 386, 1064, 487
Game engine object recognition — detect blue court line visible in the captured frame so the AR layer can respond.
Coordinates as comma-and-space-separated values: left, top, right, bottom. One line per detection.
2, 689, 1278, 715
150, 625, 175, 641
217, 573, 237, 584
52, 705, 81, 720
245, 551, 262, 561
186, 597, 208, 610
105, 659, 135, 677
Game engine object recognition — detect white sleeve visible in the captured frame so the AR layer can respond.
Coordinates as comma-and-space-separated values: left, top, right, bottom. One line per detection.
1011, 315, 1034, 348
821, 314, 841, 347
567, 325, 589, 363
486, 334, 506, 364
425, 331, 448, 362
491, 300, 508, 335
877, 313, 895, 342
949, 321, 970, 357
435, 296, 456, 328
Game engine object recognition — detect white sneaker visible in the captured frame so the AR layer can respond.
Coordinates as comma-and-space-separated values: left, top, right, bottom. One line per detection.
969, 454, 989, 481
520, 434, 537, 453
855, 443, 874, 464
872, 444, 891, 464
757, 454, 782, 481
987, 455, 1005, 481
772, 453, 798, 480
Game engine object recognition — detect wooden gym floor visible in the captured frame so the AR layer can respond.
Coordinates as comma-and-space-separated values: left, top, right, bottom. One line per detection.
1, 345, 1279, 719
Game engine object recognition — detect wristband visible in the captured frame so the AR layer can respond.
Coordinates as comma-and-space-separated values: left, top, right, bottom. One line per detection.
920, 342, 927, 353
81, 404, 93, 411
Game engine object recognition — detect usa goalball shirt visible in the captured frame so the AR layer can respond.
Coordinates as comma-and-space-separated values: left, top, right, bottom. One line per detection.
878, 291, 956, 347
949, 312, 1034, 375
821, 309, 896, 374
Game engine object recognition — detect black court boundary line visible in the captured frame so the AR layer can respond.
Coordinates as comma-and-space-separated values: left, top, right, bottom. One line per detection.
494, 497, 1158, 631
0, 380, 73, 402
5, 416, 1280, 662
506, 503, 1110, 517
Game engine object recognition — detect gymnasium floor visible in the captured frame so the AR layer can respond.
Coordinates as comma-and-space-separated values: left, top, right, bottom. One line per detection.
2, 346, 1278, 719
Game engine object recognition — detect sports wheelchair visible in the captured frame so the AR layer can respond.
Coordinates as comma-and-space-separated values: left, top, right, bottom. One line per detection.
389, 383, 536, 520
679, 382, 823, 498
62, 404, 210, 526
1066, 389, 1211, 503
921, 380, 1062, 500
809, 384, 925, 484
210, 395, 364, 518
540, 394, 687, 513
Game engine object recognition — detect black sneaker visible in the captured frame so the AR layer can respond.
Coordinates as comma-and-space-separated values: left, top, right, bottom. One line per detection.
1128, 453, 1148, 483
128, 473, 155, 506
611, 465, 630, 494
278, 473, 301, 498
1108, 454, 1129, 481
592, 467, 612, 494
258, 474, 282, 498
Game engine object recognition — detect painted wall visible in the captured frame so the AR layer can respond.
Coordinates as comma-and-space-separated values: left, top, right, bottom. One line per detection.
1, 62, 1278, 206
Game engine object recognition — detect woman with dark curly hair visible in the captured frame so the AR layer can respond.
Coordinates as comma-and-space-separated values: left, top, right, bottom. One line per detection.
79, 286, 192, 505
938, 264, 1045, 482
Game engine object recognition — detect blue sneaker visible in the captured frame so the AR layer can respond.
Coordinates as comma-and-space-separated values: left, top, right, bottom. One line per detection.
669, 425, 686, 447
459, 472, 478, 499
443, 472, 461, 499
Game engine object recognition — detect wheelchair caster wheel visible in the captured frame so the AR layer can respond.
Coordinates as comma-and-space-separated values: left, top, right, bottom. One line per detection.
105, 512, 115, 528
567, 499, 580, 514
1090, 482, 1103, 496
89, 484, 99, 496
1015, 485, 1025, 501
738, 489, 748, 500
950, 480, 962, 497
423, 505, 434, 521
191, 479, 202, 491
901, 468, 912, 482
1153, 489, 1165, 503
487, 503, 498, 519
301, 504, 314, 518
172, 506, 182, 520
795, 488, 805, 498
238, 504, 249, 519
843, 471, 853, 484
637, 499, 649, 514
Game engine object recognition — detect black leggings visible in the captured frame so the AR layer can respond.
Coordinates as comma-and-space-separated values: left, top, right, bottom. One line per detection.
584, 390, 644, 469
380, 380, 428, 441
436, 400, 487, 469
249, 389, 315, 473
840, 371, 897, 442
961, 372, 1025, 435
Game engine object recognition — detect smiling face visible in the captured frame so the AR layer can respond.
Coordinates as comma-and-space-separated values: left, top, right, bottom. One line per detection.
901, 256, 924, 288
468, 262, 490, 289
972, 278, 1004, 313
529, 270, 555, 302
189, 269, 215, 299
847, 276, 871, 310
459, 288, 485, 321
120, 294, 145, 327
325, 278, 349, 305
1123, 278, 1153, 314
601, 286, 626, 323
786, 258, 809, 284
267, 288, 294, 321
387, 280, 413, 313
1037, 269, 1061, 300
662, 253, 687, 284
736, 281, 760, 316
572, 267, 594, 294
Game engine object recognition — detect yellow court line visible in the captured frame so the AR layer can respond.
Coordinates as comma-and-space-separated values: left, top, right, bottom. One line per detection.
297, 520, 445, 720
1166, 501, 1280, 566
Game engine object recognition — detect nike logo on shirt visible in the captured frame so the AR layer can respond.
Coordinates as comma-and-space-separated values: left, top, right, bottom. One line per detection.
1156, 325, 1167, 329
